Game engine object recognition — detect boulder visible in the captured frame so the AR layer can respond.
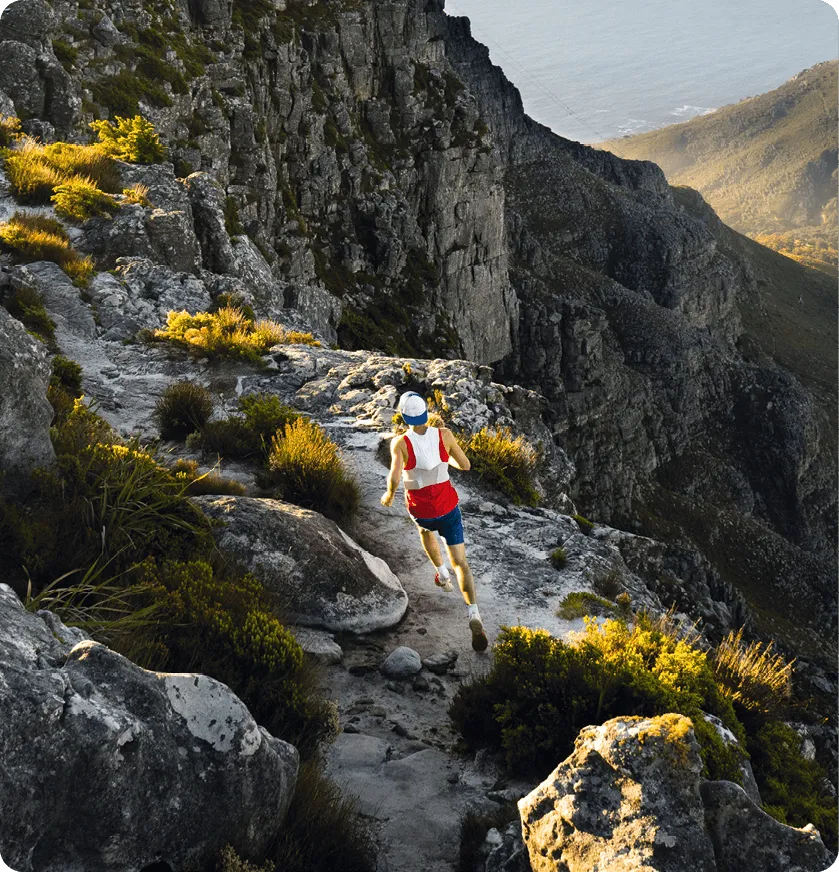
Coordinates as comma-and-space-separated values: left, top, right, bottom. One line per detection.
381, 646, 422, 679
0, 0, 55, 49
193, 496, 408, 632
519, 714, 718, 872
0, 40, 43, 119
518, 714, 833, 872
700, 780, 833, 872
422, 650, 458, 675
0, 306, 55, 494
0, 584, 298, 872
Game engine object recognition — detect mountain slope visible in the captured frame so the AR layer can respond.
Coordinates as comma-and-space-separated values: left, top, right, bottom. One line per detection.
602, 61, 838, 275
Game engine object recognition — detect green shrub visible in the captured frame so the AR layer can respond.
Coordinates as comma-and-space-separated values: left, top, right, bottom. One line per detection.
712, 627, 793, 718
267, 758, 376, 872
48, 355, 84, 422
592, 567, 623, 599
153, 307, 319, 364
557, 591, 616, 620
90, 115, 168, 164
216, 845, 272, 872
550, 546, 567, 569
265, 418, 359, 523
748, 721, 837, 851
153, 381, 215, 440
573, 513, 594, 535
2, 282, 56, 347
189, 394, 303, 460
210, 291, 255, 321
224, 196, 243, 236
0, 212, 95, 286
450, 616, 745, 781
463, 426, 539, 506
91, 72, 173, 116
52, 176, 120, 222
52, 38, 78, 68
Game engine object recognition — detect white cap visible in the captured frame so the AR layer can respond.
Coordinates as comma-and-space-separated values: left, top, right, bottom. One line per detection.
398, 392, 428, 425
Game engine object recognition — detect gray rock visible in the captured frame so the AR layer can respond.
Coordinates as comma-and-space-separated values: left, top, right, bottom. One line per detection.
0, 40, 43, 119
285, 281, 343, 346
519, 714, 718, 872
700, 780, 832, 872
701, 711, 761, 805
91, 13, 120, 46
189, 0, 231, 26
193, 496, 408, 633
11, 262, 96, 340
147, 208, 202, 274
290, 626, 344, 664
0, 307, 55, 494
518, 714, 834, 872
185, 171, 237, 274
422, 650, 458, 675
485, 820, 530, 872
0, 584, 298, 872
381, 646, 422, 679
0, 0, 55, 48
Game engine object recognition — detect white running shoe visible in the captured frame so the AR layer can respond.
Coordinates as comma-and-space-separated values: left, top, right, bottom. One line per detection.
435, 570, 454, 592
469, 617, 488, 652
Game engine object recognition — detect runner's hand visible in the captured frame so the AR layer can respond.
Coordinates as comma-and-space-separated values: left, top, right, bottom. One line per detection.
381, 491, 395, 507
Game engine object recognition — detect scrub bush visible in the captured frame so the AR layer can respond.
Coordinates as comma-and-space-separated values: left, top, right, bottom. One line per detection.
463, 426, 539, 506
52, 176, 120, 222
2, 281, 57, 347
90, 115, 168, 163
0, 212, 95, 285
153, 381, 215, 440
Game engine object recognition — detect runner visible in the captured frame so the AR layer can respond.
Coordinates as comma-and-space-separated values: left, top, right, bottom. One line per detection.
380, 391, 488, 652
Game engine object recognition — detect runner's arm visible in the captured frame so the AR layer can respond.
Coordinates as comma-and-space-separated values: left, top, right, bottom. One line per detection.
381, 437, 406, 506
441, 428, 470, 472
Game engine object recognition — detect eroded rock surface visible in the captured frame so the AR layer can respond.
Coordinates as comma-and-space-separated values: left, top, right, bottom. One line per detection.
193, 495, 409, 633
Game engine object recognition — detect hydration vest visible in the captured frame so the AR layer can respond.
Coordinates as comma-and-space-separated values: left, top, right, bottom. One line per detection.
402, 426, 459, 519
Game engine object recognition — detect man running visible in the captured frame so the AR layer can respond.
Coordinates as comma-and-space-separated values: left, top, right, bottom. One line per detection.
380, 391, 488, 652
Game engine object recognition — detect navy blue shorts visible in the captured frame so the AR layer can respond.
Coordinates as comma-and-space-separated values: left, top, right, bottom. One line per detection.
413, 505, 464, 546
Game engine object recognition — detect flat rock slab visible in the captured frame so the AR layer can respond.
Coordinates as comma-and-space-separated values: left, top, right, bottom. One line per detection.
422, 651, 458, 675
290, 626, 344, 664
0, 584, 298, 872
193, 496, 408, 633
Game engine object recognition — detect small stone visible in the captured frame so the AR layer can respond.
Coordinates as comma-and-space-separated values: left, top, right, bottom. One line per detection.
412, 676, 431, 692
446, 771, 460, 784
385, 681, 405, 694
416, 627, 427, 635
422, 651, 458, 675
343, 724, 361, 734
391, 722, 417, 740
371, 706, 387, 719
380, 646, 422, 679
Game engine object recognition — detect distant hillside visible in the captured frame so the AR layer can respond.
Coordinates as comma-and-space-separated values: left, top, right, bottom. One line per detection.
603, 61, 838, 276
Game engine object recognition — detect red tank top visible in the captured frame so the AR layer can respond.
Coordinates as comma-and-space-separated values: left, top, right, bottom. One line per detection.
403, 429, 459, 518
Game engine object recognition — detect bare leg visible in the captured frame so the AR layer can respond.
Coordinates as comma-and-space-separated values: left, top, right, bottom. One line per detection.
445, 543, 477, 606
418, 528, 444, 569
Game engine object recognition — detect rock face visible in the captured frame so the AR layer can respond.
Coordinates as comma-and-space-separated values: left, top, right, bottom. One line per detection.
518, 714, 832, 872
0, 584, 299, 872
193, 496, 409, 633
0, 306, 55, 494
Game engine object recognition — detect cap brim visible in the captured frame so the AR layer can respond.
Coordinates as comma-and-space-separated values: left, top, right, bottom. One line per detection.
402, 410, 428, 426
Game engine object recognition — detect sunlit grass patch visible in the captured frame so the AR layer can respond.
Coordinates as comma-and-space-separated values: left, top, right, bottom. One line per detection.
463, 426, 539, 506
1, 282, 56, 347
265, 418, 359, 522
153, 381, 215, 440
0, 212, 95, 285
52, 176, 120, 222
153, 306, 319, 364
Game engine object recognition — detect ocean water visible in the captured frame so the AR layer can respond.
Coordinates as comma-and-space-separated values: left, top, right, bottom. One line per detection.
445, 0, 838, 143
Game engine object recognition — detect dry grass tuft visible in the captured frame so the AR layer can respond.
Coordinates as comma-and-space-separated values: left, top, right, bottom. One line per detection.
0, 212, 94, 285
464, 426, 539, 506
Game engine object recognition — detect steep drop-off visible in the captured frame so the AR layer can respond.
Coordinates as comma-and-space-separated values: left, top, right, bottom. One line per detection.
7, 0, 838, 663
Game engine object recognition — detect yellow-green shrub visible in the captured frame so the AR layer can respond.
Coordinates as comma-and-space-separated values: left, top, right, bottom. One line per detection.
122, 183, 151, 206
52, 176, 120, 222
450, 616, 745, 780
712, 627, 793, 717
153, 306, 319, 364
48, 354, 84, 422
464, 426, 539, 506
557, 591, 615, 620
0, 212, 95, 285
265, 418, 359, 522
90, 115, 168, 164
170, 459, 247, 497
0, 114, 22, 147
